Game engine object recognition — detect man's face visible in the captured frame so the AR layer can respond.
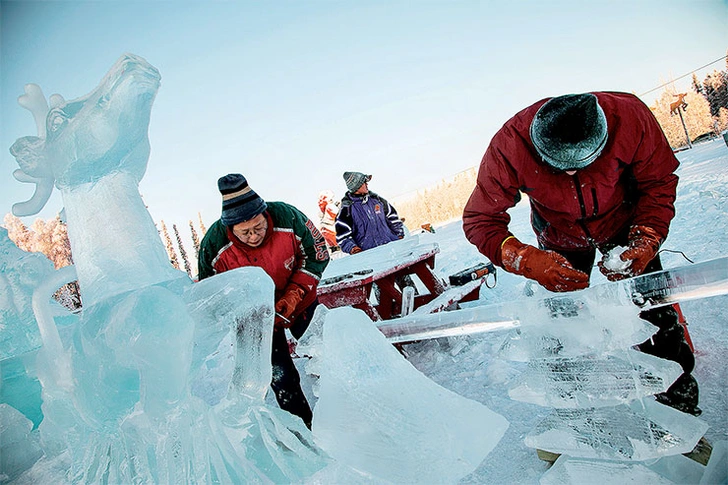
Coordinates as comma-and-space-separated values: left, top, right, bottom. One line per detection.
354, 182, 369, 195
232, 213, 268, 247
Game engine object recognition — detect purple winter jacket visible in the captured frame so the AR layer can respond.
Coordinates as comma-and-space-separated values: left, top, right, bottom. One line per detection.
335, 191, 404, 253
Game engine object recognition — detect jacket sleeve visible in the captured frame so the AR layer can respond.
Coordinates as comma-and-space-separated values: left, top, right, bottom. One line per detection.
285, 204, 330, 294
197, 220, 227, 281
462, 131, 523, 267
628, 100, 679, 240
335, 201, 358, 253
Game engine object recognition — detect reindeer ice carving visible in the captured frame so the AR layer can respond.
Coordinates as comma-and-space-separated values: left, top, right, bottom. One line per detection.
6, 54, 329, 482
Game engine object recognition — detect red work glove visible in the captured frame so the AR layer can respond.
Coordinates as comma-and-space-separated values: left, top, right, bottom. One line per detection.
274, 285, 305, 328
598, 225, 661, 281
350, 246, 363, 254
500, 236, 590, 292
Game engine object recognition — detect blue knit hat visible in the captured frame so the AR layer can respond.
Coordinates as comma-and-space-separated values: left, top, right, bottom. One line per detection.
218, 173, 267, 226
343, 171, 372, 192
530, 93, 608, 171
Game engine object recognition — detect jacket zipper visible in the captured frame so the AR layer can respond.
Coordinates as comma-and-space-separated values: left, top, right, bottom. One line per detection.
572, 173, 597, 248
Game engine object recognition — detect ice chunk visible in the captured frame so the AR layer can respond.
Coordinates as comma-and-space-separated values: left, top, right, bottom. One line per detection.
525, 399, 708, 461
541, 456, 674, 485
498, 307, 657, 362
0, 403, 43, 482
313, 307, 509, 483
508, 349, 683, 408
601, 246, 630, 273
700, 440, 727, 485
0, 227, 55, 360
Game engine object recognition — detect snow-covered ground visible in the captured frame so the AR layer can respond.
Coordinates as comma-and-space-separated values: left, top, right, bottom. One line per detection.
306, 137, 728, 484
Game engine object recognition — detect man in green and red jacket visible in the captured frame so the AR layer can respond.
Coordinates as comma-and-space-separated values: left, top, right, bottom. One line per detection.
198, 173, 329, 428
463, 92, 699, 416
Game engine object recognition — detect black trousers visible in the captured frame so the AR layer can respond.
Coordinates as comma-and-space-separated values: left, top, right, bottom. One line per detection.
543, 238, 701, 416
270, 301, 316, 428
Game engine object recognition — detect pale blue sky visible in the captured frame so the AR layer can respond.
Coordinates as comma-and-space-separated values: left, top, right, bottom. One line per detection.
2, 1, 727, 238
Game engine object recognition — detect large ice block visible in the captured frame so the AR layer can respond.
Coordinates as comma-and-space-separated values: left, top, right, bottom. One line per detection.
312, 306, 509, 483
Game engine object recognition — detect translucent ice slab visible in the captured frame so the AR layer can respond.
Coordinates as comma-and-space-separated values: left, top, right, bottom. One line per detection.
525, 399, 708, 461
508, 349, 683, 408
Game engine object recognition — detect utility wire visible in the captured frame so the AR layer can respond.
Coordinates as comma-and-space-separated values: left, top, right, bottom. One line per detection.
640, 55, 727, 96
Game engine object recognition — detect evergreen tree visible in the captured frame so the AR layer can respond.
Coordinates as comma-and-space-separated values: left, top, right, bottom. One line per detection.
702, 69, 728, 118
173, 223, 192, 278
692, 73, 703, 95
189, 220, 201, 259
160, 220, 180, 270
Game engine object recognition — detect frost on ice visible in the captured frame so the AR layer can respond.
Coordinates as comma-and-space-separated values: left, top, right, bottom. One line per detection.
0, 54, 508, 483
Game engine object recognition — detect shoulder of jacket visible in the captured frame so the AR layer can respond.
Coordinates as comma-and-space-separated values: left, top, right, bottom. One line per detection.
340, 194, 354, 208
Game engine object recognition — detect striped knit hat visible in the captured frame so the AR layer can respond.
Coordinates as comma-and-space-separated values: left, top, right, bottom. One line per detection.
343, 171, 372, 192
218, 173, 267, 226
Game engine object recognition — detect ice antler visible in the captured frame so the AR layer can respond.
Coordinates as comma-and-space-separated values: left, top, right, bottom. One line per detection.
9, 84, 58, 217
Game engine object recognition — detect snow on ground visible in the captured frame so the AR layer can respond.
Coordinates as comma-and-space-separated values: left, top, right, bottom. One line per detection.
306, 137, 728, 484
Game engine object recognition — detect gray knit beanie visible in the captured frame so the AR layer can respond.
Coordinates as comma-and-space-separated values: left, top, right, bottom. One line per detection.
343, 171, 372, 192
218, 173, 267, 226
530, 93, 608, 171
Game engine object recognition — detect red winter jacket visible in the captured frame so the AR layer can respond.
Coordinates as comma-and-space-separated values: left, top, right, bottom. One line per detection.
463, 92, 679, 267
198, 202, 330, 314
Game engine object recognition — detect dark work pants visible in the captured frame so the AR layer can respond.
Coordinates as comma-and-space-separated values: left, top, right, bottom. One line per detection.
544, 241, 701, 416
270, 301, 316, 428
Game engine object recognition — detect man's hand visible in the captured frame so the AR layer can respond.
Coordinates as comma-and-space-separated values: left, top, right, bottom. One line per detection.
350, 246, 363, 254
500, 236, 590, 292
275, 285, 305, 328
599, 225, 661, 281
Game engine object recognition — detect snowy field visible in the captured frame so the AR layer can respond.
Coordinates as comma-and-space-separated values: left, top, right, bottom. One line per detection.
304, 137, 728, 484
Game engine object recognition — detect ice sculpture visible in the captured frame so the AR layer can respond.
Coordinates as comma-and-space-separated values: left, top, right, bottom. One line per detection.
312, 306, 509, 483
3, 54, 328, 482
3, 53, 505, 483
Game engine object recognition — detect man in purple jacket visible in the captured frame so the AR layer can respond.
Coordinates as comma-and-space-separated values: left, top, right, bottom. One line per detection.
335, 171, 404, 254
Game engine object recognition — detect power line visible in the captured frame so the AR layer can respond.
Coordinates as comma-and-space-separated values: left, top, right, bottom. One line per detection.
640, 55, 727, 96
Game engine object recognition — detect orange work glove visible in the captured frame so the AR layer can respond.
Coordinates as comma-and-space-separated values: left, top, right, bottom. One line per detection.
500, 236, 590, 292
274, 285, 306, 328
350, 246, 363, 254
598, 225, 661, 281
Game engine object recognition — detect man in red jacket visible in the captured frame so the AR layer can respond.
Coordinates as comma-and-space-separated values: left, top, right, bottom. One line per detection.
198, 174, 329, 428
463, 92, 699, 416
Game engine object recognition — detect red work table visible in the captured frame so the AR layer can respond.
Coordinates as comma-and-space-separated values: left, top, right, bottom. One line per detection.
317, 238, 482, 321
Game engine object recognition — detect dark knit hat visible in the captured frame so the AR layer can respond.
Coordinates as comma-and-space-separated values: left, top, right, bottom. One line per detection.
218, 173, 267, 226
530, 93, 608, 171
343, 171, 372, 192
